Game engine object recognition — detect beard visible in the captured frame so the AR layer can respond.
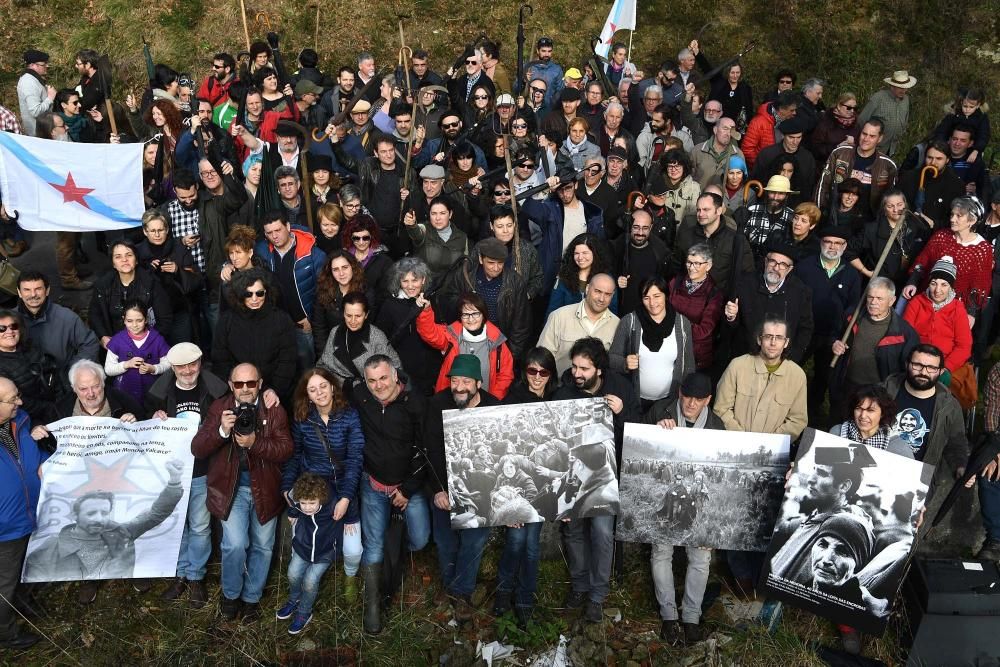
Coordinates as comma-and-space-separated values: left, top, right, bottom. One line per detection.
55, 133, 71, 142
452, 389, 475, 408
764, 269, 782, 286
821, 248, 844, 262
574, 374, 600, 392
908, 374, 936, 390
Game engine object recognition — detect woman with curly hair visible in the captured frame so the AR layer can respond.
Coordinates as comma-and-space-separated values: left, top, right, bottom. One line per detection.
311, 251, 369, 356
341, 215, 393, 303
659, 148, 701, 222
546, 233, 618, 316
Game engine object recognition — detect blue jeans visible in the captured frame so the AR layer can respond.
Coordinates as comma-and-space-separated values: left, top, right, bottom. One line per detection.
561, 515, 615, 603
360, 477, 431, 565
496, 522, 542, 607
286, 551, 332, 615
177, 475, 212, 581
431, 506, 490, 597
296, 329, 315, 373
980, 477, 1000, 541
220, 484, 278, 603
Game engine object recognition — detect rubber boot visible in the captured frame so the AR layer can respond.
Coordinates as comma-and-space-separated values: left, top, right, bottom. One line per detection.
361, 563, 382, 635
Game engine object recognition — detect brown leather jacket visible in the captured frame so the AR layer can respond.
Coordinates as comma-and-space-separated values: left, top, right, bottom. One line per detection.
191, 394, 293, 524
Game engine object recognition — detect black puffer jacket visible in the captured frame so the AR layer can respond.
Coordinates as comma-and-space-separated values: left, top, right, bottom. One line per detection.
211, 301, 297, 401
89, 268, 174, 341
0, 344, 59, 423
373, 296, 442, 397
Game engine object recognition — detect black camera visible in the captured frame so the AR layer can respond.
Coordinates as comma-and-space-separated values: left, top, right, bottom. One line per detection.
233, 401, 257, 436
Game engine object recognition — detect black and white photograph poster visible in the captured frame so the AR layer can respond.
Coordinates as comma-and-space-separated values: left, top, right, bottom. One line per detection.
442, 397, 617, 528
617, 424, 791, 550
22, 416, 197, 583
760, 428, 933, 635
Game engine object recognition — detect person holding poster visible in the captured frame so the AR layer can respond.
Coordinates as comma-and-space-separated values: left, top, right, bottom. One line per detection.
644, 372, 724, 646
191, 362, 293, 624
424, 355, 500, 623
0, 378, 46, 650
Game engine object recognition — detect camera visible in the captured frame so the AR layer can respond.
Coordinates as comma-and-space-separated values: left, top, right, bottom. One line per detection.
233, 401, 257, 436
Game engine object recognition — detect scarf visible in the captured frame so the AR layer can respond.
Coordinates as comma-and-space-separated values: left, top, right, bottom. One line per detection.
60, 112, 86, 141
562, 136, 587, 156
840, 421, 890, 450
832, 109, 855, 128
929, 287, 956, 311
674, 403, 709, 429
684, 278, 705, 295
636, 307, 675, 352
73, 397, 112, 417
449, 162, 479, 188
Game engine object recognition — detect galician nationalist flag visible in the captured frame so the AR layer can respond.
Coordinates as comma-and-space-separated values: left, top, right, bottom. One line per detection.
596, 0, 637, 59
0, 132, 143, 232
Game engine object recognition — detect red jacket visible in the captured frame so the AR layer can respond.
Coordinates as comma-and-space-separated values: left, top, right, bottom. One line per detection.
230, 102, 301, 163
191, 394, 294, 523
668, 274, 725, 370
902, 293, 973, 372
741, 102, 776, 170
197, 75, 237, 108
416, 306, 514, 399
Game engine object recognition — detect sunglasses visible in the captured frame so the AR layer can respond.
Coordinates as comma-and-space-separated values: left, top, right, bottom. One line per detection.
466, 59, 480, 65
352, 234, 371, 241
243, 289, 266, 298
779, 79, 794, 84
0, 323, 19, 333
518, 163, 536, 169
842, 104, 857, 111
512, 122, 528, 129
494, 189, 511, 196
231, 380, 259, 389
525, 367, 551, 377
473, 94, 490, 100
441, 121, 461, 129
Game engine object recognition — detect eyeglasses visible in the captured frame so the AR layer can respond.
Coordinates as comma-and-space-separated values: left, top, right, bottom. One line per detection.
909, 361, 942, 373
685, 260, 708, 267
759, 334, 787, 343
343, 202, 361, 210
511, 122, 528, 129
494, 189, 511, 196
466, 60, 480, 65
766, 258, 793, 270
841, 104, 857, 111
460, 311, 483, 320
199, 170, 218, 178
0, 393, 21, 405
0, 323, 19, 333
779, 79, 794, 85
212, 63, 225, 70
352, 234, 371, 242
441, 121, 461, 129
644, 96, 663, 102
525, 367, 551, 378
70, 100, 81, 107
665, 162, 683, 169
473, 94, 490, 100
243, 289, 266, 298
231, 380, 259, 389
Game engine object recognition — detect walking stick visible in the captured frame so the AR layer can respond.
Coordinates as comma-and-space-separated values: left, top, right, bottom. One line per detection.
743, 179, 763, 202
914, 165, 939, 214
829, 218, 908, 368
239, 0, 251, 50
515, 3, 533, 96
314, 0, 321, 51
396, 15, 413, 100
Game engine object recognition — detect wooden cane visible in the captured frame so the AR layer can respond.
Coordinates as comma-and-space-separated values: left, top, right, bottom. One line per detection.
743, 179, 763, 202
829, 218, 908, 368
239, 0, 251, 51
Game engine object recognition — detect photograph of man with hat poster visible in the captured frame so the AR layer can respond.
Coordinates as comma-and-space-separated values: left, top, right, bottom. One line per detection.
761, 428, 932, 635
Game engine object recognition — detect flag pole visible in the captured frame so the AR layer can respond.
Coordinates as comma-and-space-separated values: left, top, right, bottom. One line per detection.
626, 29, 634, 62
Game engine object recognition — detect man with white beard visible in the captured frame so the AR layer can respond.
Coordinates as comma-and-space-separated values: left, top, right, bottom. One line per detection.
794, 227, 863, 424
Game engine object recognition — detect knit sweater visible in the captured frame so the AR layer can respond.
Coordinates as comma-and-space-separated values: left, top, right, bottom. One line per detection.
907, 229, 994, 316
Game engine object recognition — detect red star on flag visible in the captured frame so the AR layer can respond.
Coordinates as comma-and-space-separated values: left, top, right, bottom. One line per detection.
68, 457, 142, 497
50, 172, 94, 208
609, 22, 617, 32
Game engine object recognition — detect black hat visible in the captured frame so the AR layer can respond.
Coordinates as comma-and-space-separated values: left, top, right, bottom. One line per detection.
275, 120, 302, 137
308, 154, 333, 173
819, 225, 851, 242
765, 237, 798, 263
607, 146, 628, 161
559, 87, 581, 103
23, 49, 49, 65
645, 170, 668, 197
680, 372, 713, 399
777, 116, 807, 135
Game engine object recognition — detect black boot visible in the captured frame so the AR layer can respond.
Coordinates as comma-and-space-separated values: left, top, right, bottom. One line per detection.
361, 563, 382, 635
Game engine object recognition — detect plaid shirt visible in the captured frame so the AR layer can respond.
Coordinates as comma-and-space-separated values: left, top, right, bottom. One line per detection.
985, 364, 1000, 433
0, 105, 22, 134
737, 203, 794, 257
166, 199, 205, 272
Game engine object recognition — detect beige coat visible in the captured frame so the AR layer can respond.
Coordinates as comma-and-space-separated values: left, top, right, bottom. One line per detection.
713, 354, 808, 438
538, 301, 620, 375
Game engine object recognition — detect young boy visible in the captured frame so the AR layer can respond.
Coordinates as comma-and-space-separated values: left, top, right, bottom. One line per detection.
277, 473, 336, 634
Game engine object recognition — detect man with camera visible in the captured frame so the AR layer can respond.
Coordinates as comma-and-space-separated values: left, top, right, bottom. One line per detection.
191, 363, 293, 623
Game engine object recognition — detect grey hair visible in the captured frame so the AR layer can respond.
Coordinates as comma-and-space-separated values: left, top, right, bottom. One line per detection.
604, 101, 624, 117
802, 78, 825, 94
585, 155, 606, 170
381, 73, 396, 87
951, 195, 986, 224
357, 52, 374, 66
339, 184, 361, 203
388, 257, 431, 291
69, 359, 105, 391
678, 48, 694, 61
274, 165, 299, 183
687, 243, 713, 263
644, 84, 663, 99
868, 276, 896, 297
364, 354, 398, 374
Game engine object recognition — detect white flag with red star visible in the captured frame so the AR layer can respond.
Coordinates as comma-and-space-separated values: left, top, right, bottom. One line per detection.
0, 131, 143, 232
596, 0, 637, 59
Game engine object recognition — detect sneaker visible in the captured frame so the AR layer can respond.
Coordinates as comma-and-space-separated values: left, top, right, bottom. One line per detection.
160, 578, 187, 601
563, 590, 587, 610
276, 599, 299, 620
77, 581, 98, 605
840, 627, 862, 655
220, 597, 241, 621
976, 538, 1000, 561
241, 602, 261, 623
188, 580, 207, 609
682, 622, 705, 644
660, 619, 683, 646
288, 612, 312, 635
584, 600, 603, 624
492, 589, 513, 616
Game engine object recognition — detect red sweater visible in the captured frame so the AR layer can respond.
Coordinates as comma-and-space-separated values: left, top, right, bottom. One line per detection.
668, 275, 725, 370
902, 293, 973, 372
909, 229, 994, 313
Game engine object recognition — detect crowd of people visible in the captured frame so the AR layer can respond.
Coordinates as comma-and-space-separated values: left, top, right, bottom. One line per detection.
0, 27, 999, 659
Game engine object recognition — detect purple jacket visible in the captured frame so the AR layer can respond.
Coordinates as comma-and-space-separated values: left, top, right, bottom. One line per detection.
106, 328, 171, 405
